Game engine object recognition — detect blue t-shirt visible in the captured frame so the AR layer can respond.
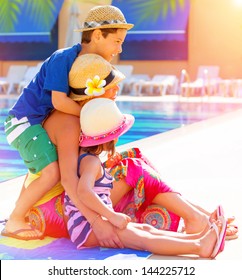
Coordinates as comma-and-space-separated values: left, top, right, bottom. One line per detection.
9, 43, 82, 125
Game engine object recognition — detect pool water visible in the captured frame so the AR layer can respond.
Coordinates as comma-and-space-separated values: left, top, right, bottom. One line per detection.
1, 99, 242, 182
116, 100, 242, 145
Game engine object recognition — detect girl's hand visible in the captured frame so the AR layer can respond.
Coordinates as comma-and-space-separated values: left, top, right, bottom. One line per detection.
109, 212, 131, 229
92, 218, 124, 248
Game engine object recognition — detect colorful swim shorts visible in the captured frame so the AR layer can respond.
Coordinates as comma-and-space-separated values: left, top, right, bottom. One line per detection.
5, 115, 57, 173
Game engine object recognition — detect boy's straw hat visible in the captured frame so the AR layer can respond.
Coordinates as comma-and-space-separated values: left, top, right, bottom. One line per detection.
80, 98, 134, 147
69, 54, 125, 101
75, 5, 133, 32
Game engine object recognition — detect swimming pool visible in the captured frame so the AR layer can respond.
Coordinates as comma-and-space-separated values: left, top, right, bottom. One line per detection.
1, 98, 242, 182
116, 99, 242, 145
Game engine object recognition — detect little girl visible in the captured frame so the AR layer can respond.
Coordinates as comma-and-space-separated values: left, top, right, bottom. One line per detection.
64, 98, 227, 258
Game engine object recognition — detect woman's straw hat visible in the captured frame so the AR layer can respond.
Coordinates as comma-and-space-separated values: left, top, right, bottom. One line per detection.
69, 54, 125, 101
80, 98, 134, 147
75, 5, 133, 32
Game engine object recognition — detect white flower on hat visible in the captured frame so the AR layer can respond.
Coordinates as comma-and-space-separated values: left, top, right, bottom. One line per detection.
84, 75, 106, 96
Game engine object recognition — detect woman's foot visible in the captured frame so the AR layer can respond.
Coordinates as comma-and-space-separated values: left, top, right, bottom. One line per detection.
184, 206, 238, 240
183, 212, 209, 234
210, 208, 238, 240
199, 219, 225, 258
225, 224, 238, 240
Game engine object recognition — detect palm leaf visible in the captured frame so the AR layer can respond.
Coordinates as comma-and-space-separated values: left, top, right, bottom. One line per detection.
0, 0, 187, 33
0, 0, 22, 32
24, 0, 57, 29
0, 0, 62, 32
126, 0, 186, 26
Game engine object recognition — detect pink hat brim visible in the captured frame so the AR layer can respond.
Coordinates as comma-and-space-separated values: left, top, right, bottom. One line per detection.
80, 114, 134, 147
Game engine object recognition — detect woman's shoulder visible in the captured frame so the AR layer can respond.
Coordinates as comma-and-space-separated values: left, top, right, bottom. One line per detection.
44, 110, 80, 138
50, 110, 79, 124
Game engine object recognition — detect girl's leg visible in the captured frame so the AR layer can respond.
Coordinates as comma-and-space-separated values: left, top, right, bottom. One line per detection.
4, 161, 60, 238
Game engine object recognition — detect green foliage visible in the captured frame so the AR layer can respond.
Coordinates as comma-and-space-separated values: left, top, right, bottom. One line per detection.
0, 0, 22, 32
0, 0, 61, 32
24, 0, 56, 29
0, 0, 186, 32
126, 0, 185, 26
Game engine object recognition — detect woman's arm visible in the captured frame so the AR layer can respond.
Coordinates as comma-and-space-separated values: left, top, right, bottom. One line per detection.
45, 112, 102, 223
44, 111, 124, 247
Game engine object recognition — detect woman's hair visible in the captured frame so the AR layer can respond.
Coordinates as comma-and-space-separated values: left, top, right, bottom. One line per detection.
79, 98, 93, 108
81, 140, 116, 156
81, 28, 118, 44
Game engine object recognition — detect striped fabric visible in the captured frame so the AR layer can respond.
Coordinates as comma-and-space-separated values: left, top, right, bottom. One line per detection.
64, 153, 113, 249
4, 115, 30, 144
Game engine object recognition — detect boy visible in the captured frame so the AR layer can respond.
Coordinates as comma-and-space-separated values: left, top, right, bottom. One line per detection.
3, 5, 133, 240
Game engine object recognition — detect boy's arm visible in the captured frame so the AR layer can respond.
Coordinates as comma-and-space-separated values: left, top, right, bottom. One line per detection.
52, 90, 81, 117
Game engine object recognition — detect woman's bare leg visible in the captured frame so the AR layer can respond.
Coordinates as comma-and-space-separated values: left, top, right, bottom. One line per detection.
112, 180, 209, 234
111, 179, 132, 207
83, 221, 221, 258
152, 192, 209, 234
188, 201, 235, 224
111, 222, 210, 242
112, 180, 236, 237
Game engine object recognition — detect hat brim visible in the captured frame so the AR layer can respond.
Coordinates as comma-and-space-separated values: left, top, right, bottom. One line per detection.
74, 23, 134, 32
69, 67, 125, 101
80, 114, 134, 147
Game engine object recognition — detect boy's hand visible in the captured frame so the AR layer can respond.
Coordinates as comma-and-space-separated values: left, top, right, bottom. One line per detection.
52, 90, 81, 117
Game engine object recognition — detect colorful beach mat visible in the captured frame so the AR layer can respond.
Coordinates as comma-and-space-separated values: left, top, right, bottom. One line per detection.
0, 223, 151, 260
